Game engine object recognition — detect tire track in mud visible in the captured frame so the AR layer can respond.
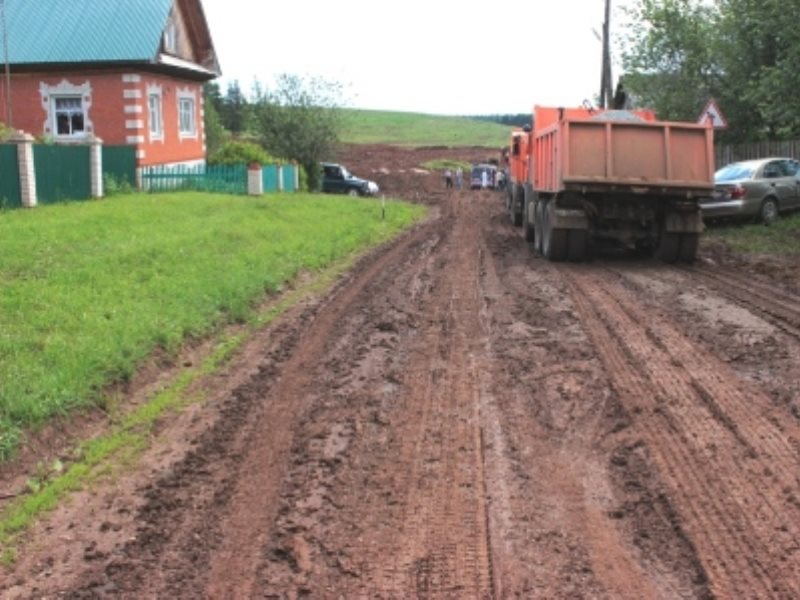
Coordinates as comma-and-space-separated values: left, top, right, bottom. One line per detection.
202, 215, 477, 599
247, 194, 494, 597
564, 265, 800, 598
681, 265, 800, 339
367, 195, 494, 597
479, 213, 707, 598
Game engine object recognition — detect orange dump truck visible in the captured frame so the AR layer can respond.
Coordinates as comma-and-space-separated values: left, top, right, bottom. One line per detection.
505, 106, 714, 262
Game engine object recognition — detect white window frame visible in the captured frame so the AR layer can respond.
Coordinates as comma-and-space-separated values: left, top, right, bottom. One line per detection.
53, 96, 86, 137
147, 84, 164, 141
163, 19, 178, 54
177, 88, 198, 139
39, 80, 93, 140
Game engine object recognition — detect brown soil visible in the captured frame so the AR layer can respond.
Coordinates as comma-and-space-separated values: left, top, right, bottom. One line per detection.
2, 144, 799, 598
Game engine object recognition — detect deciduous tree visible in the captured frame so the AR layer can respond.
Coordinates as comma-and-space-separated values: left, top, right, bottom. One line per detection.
252, 74, 343, 190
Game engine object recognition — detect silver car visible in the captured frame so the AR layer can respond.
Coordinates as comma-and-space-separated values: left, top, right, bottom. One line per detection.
701, 157, 800, 224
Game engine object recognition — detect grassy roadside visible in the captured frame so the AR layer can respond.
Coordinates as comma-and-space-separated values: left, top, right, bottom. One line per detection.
0, 192, 426, 460
703, 212, 800, 255
0, 244, 371, 565
340, 108, 508, 147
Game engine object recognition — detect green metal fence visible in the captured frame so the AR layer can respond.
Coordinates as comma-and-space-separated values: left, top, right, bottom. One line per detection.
262, 164, 278, 191
281, 166, 297, 192
0, 144, 21, 209
33, 144, 91, 204
102, 145, 137, 190
141, 163, 247, 194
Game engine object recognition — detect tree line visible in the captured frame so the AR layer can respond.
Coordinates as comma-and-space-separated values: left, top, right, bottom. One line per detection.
620, 0, 800, 143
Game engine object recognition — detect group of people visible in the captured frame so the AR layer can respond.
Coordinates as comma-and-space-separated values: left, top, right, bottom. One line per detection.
443, 167, 463, 190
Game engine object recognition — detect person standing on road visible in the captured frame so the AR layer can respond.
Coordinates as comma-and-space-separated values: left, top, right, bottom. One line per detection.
455, 167, 463, 190
481, 169, 488, 189
444, 168, 453, 189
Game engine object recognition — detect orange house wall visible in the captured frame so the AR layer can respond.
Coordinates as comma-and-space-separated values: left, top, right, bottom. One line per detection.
7, 69, 206, 166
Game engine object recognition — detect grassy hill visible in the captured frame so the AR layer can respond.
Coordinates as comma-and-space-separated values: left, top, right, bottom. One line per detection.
340, 108, 509, 148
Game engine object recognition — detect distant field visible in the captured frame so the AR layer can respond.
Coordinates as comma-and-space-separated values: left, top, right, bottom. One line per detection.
340, 109, 509, 147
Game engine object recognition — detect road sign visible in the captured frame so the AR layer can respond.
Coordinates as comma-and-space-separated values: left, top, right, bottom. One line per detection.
698, 98, 728, 129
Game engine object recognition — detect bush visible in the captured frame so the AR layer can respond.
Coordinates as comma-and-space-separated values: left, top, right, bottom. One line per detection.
0, 122, 13, 141
209, 140, 275, 167
298, 164, 309, 191
103, 173, 134, 196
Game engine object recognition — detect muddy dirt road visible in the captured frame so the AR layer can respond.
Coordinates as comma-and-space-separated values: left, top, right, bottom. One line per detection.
3, 146, 800, 598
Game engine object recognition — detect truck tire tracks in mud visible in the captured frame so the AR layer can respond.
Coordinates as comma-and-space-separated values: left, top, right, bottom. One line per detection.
5, 184, 799, 598
563, 266, 800, 598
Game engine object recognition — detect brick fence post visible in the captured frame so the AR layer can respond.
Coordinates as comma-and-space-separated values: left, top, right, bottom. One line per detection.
247, 162, 263, 196
10, 132, 37, 207
89, 135, 104, 198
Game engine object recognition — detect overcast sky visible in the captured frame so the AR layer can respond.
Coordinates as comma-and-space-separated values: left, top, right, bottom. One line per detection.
202, 0, 637, 116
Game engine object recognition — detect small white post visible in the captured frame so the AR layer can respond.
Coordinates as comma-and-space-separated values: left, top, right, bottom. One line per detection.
89, 135, 103, 198
277, 164, 284, 192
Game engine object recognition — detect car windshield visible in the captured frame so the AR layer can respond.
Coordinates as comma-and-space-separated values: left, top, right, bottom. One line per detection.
340, 167, 352, 178
715, 163, 754, 182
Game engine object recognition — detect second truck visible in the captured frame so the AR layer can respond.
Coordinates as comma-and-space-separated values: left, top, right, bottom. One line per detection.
506, 106, 715, 262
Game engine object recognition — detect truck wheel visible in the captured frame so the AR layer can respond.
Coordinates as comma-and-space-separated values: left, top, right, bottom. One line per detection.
507, 184, 517, 225
348, 188, 359, 197
534, 199, 544, 254
678, 233, 699, 262
567, 230, 588, 262
656, 232, 680, 262
542, 202, 567, 261
512, 185, 523, 227
523, 190, 536, 244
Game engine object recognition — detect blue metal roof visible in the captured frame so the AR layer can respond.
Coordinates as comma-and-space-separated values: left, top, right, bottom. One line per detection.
4, 0, 174, 64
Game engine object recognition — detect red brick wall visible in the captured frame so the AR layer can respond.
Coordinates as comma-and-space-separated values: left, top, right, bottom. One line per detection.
7, 69, 206, 166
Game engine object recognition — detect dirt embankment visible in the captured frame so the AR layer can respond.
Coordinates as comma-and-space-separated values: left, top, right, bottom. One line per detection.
2, 144, 799, 598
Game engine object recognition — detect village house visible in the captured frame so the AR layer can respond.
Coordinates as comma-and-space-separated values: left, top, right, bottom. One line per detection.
1, 0, 220, 169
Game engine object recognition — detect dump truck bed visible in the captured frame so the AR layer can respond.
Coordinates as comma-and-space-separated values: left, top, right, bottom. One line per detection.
533, 111, 715, 197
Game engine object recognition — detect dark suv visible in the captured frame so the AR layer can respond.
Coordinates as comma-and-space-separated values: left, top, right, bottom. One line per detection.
321, 163, 379, 197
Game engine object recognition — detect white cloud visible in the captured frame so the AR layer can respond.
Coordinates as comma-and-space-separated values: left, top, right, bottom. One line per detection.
202, 0, 634, 115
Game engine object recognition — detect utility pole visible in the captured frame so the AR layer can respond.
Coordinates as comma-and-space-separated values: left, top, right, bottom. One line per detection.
1, 0, 11, 127
599, 0, 613, 108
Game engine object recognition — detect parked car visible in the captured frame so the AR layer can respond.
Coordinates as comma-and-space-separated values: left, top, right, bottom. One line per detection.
321, 163, 379, 197
470, 164, 497, 190
700, 157, 800, 224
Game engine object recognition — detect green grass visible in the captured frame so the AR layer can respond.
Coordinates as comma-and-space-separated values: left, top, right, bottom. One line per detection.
0, 192, 425, 459
0, 238, 373, 562
421, 159, 473, 172
340, 108, 509, 147
704, 212, 800, 255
